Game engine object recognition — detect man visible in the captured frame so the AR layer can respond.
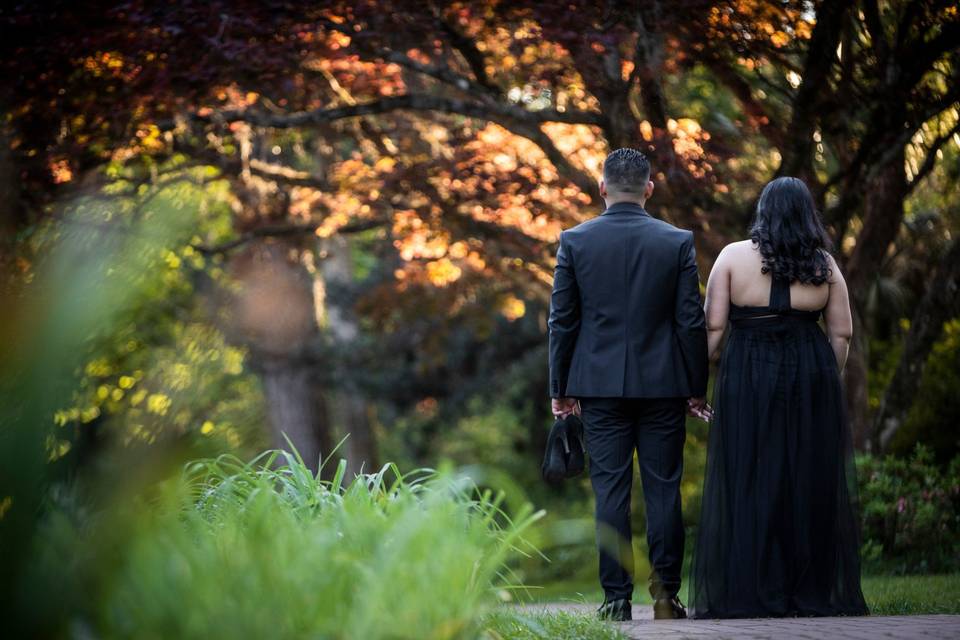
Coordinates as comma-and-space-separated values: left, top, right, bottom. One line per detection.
548, 148, 709, 622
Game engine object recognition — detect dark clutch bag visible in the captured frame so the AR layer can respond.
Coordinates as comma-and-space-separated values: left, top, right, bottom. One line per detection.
541, 413, 586, 484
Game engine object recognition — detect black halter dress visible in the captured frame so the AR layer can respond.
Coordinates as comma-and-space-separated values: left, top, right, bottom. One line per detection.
689, 275, 869, 618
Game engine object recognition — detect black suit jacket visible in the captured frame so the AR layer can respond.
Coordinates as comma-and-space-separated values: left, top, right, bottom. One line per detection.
548, 202, 708, 399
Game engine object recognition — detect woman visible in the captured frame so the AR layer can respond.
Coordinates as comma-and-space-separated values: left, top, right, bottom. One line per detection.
689, 177, 869, 618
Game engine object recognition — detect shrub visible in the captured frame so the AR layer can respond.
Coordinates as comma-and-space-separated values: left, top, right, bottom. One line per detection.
889, 318, 960, 464
16, 449, 629, 639
857, 445, 960, 573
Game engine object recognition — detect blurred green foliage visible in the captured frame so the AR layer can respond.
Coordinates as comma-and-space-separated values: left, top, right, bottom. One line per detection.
889, 320, 960, 463
0, 168, 265, 627
857, 445, 960, 574
30, 163, 269, 463
13, 447, 628, 639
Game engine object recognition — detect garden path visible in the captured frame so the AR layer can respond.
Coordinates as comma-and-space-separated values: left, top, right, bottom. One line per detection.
517, 603, 960, 639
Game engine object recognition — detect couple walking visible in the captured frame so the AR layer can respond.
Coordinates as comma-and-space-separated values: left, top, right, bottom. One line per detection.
548, 148, 869, 620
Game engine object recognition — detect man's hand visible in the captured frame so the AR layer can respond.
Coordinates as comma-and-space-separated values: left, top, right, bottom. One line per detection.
687, 396, 713, 422
552, 397, 580, 419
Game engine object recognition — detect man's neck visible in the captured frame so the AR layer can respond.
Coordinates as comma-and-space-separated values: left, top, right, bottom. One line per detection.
604, 198, 646, 208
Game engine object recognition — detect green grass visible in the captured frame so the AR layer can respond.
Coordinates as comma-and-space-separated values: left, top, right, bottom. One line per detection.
19, 448, 638, 639
485, 610, 627, 639
862, 574, 960, 615
525, 582, 607, 604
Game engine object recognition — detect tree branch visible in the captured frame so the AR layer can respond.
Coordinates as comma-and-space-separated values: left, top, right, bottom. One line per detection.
874, 238, 960, 449
168, 95, 601, 200
631, 4, 669, 129
906, 119, 960, 194
779, 0, 853, 179
697, 51, 787, 148
864, 90, 960, 182
247, 158, 331, 190
191, 218, 387, 255
892, 19, 960, 95
167, 93, 604, 132
823, 86, 960, 214
318, 17, 496, 98
510, 122, 599, 198
430, 8, 500, 94
314, 18, 598, 197
862, 0, 889, 65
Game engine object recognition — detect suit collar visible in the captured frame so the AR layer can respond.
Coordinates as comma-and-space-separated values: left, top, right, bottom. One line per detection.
601, 202, 649, 216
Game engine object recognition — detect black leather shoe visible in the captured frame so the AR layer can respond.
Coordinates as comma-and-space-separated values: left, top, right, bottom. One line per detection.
653, 596, 687, 619
597, 598, 632, 621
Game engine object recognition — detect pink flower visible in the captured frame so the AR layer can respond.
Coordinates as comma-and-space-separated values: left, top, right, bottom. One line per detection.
897, 497, 906, 513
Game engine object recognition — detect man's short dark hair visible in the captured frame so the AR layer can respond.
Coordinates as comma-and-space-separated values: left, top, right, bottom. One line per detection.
602, 148, 650, 194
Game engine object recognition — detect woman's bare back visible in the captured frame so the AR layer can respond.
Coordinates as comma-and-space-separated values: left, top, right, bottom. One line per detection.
725, 240, 830, 311
704, 239, 853, 370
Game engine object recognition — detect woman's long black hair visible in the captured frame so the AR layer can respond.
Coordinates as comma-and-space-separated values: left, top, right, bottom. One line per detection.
749, 176, 833, 285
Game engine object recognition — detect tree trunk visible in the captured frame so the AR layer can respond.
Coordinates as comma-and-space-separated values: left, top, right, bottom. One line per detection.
0, 122, 24, 274
230, 240, 332, 474
873, 238, 960, 450
844, 309, 871, 451
842, 147, 908, 450
319, 234, 379, 478
778, 0, 851, 185
260, 360, 332, 472
845, 150, 908, 292
328, 388, 378, 478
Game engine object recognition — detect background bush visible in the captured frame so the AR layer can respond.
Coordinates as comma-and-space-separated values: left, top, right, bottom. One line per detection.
857, 446, 960, 574
17, 450, 601, 639
888, 320, 960, 463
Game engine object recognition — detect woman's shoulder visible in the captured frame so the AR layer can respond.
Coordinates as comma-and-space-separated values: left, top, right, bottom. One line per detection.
819, 250, 843, 284
819, 248, 837, 263
716, 239, 759, 263
720, 239, 756, 253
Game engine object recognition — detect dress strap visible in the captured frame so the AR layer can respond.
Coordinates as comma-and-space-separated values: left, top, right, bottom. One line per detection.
768, 275, 792, 313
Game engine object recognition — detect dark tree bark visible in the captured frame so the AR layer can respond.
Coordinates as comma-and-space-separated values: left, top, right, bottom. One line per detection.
843, 147, 909, 449
319, 234, 379, 478
0, 122, 24, 264
229, 234, 333, 474
874, 238, 960, 450
631, 4, 669, 132
328, 388, 378, 478
778, 0, 852, 184
844, 313, 872, 450
570, 30, 635, 150
259, 359, 332, 472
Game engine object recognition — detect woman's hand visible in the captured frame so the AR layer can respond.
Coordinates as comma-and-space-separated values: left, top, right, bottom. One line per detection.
687, 396, 713, 422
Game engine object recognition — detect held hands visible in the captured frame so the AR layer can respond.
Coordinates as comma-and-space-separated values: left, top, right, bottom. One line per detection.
551, 397, 580, 419
552, 397, 710, 421
687, 396, 713, 422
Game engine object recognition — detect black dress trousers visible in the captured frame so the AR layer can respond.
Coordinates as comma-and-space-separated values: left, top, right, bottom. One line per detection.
580, 396, 687, 602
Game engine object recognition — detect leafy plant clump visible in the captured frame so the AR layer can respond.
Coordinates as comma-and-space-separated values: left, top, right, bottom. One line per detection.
20, 451, 541, 638
857, 445, 960, 574
21, 448, 629, 639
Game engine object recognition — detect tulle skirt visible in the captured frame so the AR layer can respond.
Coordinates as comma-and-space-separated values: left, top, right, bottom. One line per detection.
689, 317, 869, 618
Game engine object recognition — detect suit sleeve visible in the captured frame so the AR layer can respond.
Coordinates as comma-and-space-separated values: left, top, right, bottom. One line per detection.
548, 230, 581, 399
675, 231, 709, 397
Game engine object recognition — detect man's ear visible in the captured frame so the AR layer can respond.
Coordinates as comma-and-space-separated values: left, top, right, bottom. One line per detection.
645, 180, 655, 199
599, 179, 608, 198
